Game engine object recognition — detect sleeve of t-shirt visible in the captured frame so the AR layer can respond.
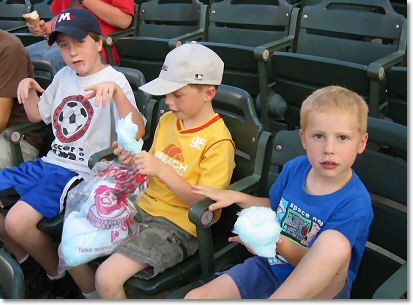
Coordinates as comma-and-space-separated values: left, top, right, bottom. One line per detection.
51, 0, 67, 15
197, 139, 235, 190
0, 44, 30, 97
111, 0, 135, 16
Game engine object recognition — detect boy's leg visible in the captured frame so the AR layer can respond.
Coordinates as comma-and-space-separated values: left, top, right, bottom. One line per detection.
4, 200, 59, 276
185, 274, 241, 299
67, 262, 98, 296
270, 229, 351, 299
95, 252, 148, 299
0, 212, 27, 260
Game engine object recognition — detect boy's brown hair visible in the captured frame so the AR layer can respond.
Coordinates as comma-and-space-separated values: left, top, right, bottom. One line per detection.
300, 86, 369, 133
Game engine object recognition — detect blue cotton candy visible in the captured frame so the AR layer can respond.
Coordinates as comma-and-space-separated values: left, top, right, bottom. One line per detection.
233, 206, 281, 257
116, 112, 144, 153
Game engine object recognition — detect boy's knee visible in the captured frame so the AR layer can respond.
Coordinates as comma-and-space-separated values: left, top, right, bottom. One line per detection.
4, 210, 25, 239
95, 265, 120, 298
184, 287, 208, 299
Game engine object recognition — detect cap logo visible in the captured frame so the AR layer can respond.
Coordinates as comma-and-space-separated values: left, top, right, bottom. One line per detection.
57, 12, 74, 23
195, 74, 203, 80
161, 65, 168, 72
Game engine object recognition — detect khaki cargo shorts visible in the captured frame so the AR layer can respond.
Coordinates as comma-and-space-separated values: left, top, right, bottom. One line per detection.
116, 206, 198, 279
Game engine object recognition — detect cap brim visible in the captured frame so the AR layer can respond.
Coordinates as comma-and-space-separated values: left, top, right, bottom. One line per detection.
48, 26, 88, 46
139, 77, 187, 96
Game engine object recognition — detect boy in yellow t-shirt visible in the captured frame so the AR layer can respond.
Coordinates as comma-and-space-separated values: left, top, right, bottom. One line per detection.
67, 42, 236, 299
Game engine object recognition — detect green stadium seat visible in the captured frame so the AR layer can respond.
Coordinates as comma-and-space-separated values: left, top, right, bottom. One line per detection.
0, 0, 31, 32
385, 66, 407, 126
261, 0, 407, 131
168, 117, 407, 299
170, 0, 299, 109
116, 0, 208, 82
0, 248, 25, 299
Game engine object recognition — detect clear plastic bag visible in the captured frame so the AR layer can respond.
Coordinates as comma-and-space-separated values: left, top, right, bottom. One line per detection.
59, 160, 148, 270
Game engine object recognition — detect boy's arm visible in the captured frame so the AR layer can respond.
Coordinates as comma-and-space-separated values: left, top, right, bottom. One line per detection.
84, 82, 145, 139
82, 0, 134, 29
0, 98, 13, 131
275, 235, 309, 267
270, 230, 351, 299
17, 78, 44, 122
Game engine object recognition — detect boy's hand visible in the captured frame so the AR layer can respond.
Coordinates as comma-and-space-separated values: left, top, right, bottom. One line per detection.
84, 82, 119, 107
17, 78, 44, 104
112, 141, 134, 165
191, 185, 237, 211
228, 235, 256, 256
134, 151, 164, 177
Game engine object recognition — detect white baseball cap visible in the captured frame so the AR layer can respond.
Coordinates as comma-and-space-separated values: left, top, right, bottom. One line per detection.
139, 42, 224, 96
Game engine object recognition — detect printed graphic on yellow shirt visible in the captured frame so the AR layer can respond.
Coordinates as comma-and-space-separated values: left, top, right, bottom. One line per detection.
155, 144, 189, 176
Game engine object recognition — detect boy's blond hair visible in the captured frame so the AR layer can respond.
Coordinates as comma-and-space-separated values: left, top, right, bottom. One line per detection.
300, 86, 368, 133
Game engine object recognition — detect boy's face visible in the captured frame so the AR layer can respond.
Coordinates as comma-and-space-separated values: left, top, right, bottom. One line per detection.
299, 110, 368, 183
165, 85, 216, 127
57, 34, 104, 77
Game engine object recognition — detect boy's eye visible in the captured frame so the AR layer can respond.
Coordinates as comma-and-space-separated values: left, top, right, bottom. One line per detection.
313, 134, 324, 139
338, 135, 349, 141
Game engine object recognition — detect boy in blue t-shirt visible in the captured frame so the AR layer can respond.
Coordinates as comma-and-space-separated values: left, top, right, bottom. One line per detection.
185, 85, 374, 299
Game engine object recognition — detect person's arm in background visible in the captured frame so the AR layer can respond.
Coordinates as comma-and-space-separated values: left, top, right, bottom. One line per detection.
82, 0, 134, 29
0, 98, 13, 131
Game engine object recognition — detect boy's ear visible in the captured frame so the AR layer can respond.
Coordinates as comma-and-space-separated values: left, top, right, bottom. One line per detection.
299, 129, 307, 150
358, 132, 368, 154
206, 86, 217, 101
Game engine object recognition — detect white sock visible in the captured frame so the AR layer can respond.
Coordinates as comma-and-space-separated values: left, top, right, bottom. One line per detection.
47, 269, 66, 281
17, 254, 29, 264
82, 290, 100, 299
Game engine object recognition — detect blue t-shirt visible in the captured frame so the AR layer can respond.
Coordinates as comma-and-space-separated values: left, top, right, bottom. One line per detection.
268, 155, 373, 291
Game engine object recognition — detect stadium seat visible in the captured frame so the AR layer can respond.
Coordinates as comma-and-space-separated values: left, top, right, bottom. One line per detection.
261, 0, 407, 131
385, 66, 407, 126
168, 117, 407, 299
351, 117, 407, 299
0, 248, 25, 299
170, 0, 299, 119
0, 0, 31, 32
116, 0, 208, 82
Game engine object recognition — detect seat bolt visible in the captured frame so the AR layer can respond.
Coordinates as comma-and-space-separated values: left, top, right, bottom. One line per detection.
396, 24, 400, 29
275, 144, 282, 151
303, 14, 308, 19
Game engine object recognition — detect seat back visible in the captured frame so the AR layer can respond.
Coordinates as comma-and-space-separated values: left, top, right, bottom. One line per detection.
350, 117, 407, 298
118, 0, 206, 82
385, 66, 406, 125
138, 0, 203, 38
0, 0, 31, 31
297, 0, 404, 64
202, 0, 294, 98
267, 0, 406, 129
0, 249, 25, 299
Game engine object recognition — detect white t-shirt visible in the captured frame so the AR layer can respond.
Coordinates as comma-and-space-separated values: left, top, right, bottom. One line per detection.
38, 65, 138, 175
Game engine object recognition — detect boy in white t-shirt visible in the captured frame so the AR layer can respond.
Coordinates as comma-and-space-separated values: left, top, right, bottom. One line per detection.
0, 7, 145, 298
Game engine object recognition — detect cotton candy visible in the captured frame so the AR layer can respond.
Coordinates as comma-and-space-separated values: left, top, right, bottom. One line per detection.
116, 112, 144, 153
233, 206, 281, 257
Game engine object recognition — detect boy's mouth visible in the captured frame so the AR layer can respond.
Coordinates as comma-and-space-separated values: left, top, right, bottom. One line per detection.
320, 161, 338, 169
73, 60, 83, 65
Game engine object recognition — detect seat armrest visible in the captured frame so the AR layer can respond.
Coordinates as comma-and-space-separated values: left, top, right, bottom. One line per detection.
88, 147, 115, 169
372, 262, 407, 299
168, 29, 205, 49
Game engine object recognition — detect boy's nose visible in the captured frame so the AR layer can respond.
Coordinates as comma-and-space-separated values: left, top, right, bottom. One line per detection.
324, 138, 335, 154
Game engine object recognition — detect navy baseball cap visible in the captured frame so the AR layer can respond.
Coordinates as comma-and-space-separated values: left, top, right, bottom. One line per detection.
48, 8, 101, 46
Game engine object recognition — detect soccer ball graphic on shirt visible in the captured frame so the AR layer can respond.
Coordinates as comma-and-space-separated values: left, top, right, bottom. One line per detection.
58, 101, 88, 136
54, 95, 94, 143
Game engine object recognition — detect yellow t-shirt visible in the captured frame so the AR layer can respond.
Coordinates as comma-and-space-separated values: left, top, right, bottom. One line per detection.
138, 112, 236, 236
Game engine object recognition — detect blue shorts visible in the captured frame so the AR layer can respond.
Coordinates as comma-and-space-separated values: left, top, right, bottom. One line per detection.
0, 159, 81, 220
225, 256, 350, 299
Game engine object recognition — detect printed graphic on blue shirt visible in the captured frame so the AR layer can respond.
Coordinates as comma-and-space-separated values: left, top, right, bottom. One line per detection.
268, 197, 322, 266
